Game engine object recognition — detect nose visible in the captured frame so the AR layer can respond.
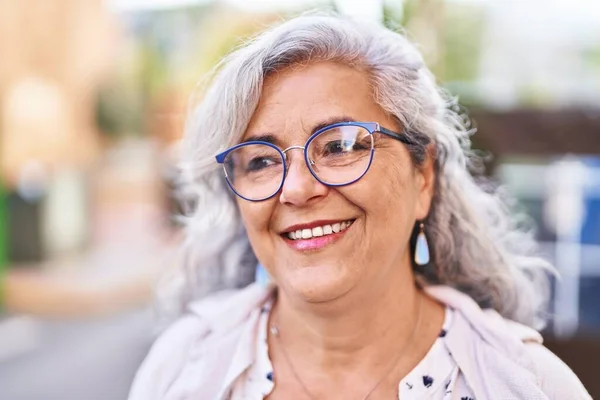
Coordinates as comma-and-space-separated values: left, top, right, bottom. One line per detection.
279, 148, 328, 206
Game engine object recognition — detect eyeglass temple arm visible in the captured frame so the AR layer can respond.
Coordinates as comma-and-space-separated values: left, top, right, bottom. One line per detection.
378, 126, 429, 146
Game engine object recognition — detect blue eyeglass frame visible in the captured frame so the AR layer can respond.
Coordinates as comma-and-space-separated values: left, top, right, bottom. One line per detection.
215, 121, 422, 202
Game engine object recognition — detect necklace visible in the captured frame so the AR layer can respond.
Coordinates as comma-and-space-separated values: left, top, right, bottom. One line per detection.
269, 292, 424, 400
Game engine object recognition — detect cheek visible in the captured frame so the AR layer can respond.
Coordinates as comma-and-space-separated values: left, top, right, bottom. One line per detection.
355, 164, 420, 254
237, 201, 278, 274
387, 164, 415, 202
237, 200, 273, 236
363, 156, 416, 210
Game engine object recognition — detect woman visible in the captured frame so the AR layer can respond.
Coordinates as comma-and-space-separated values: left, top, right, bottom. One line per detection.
129, 13, 591, 400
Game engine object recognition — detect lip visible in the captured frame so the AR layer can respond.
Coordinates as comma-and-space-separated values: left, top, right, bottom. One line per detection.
280, 219, 355, 234
280, 219, 356, 251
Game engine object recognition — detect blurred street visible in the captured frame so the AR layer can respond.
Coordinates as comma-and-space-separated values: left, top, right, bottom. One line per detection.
0, 139, 178, 400
0, 309, 153, 400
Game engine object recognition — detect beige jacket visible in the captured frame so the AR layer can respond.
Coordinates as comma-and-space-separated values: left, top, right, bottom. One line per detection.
129, 284, 591, 400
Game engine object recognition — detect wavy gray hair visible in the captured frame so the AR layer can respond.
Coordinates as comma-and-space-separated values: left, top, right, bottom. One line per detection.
168, 12, 553, 329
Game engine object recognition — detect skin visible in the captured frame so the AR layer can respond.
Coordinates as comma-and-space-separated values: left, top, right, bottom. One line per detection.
237, 61, 445, 399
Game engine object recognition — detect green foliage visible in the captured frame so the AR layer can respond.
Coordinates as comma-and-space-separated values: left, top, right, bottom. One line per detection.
583, 45, 600, 73
95, 81, 144, 138
440, 6, 485, 84
0, 181, 7, 310
382, 3, 404, 32
398, 0, 420, 26
0, 181, 6, 269
95, 5, 211, 138
384, 0, 485, 86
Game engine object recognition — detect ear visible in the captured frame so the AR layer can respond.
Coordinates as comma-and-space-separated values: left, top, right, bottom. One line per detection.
414, 144, 436, 220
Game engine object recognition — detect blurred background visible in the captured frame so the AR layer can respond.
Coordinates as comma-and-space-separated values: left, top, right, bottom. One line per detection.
0, 0, 598, 399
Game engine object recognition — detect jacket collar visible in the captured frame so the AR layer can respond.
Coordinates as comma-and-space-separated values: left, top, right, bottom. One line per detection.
187, 282, 275, 334
187, 283, 275, 399
187, 284, 547, 400
425, 285, 547, 400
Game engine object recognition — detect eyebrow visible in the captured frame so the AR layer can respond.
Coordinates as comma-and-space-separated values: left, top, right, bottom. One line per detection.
240, 134, 280, 145
241, 115, 358, 145
311, 116, 357, 134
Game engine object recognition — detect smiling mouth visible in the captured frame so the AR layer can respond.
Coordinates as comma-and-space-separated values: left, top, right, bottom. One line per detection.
283, 220, 355, 240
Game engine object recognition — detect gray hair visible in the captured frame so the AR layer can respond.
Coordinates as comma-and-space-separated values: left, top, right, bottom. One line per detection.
167, 12, 553, 329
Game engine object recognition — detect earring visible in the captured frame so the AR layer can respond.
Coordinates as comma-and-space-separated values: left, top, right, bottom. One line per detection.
414, 222, 430, 266
255, 263, 271, 287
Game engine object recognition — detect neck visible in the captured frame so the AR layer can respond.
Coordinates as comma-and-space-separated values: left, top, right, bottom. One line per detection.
271, 260, 422, 370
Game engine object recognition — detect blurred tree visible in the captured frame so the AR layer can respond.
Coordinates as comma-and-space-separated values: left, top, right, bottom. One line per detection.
0, 181, 6, 276
441, 5, 485, 84
584, 45, 600, 74
95, 5, 217, 140
139, 38, 170, 104
383, 0, 487, 160
97, 1, 487, 139
95, 80, 144, 138
0, 94, 5, 273
189, 8, 279, 81
384, 0, 485, 103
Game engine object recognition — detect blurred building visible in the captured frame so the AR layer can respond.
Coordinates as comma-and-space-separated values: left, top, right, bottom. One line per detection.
0, 0, 118, 262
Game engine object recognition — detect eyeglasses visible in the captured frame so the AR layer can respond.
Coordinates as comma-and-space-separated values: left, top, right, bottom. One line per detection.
215, 121, 420, 202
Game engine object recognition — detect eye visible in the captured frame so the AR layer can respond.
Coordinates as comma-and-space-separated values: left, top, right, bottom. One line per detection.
246, 156, 279, 172
323, 140, 368, 155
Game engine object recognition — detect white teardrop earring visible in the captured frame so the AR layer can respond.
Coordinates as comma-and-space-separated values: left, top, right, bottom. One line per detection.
414, 222, 430, 266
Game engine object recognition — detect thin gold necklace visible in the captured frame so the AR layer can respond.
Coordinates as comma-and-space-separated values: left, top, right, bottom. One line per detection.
269, 292, 424, 400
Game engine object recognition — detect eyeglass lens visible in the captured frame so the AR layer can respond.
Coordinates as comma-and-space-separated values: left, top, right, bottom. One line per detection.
223, 125, 373, 200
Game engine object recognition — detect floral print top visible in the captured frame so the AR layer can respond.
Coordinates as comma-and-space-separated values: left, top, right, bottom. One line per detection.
229, 301, 476, 400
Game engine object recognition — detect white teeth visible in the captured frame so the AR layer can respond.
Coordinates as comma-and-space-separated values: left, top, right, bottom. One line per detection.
286, 220, 353, 240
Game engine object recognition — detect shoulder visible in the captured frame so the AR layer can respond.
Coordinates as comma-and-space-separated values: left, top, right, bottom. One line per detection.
524, 342, 592, 399
128, 284, 274, 400
128, 314, 209, 400
428, 286, 590, 398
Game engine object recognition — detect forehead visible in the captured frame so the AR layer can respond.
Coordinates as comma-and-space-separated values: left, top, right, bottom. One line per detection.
242, 62, 383, 144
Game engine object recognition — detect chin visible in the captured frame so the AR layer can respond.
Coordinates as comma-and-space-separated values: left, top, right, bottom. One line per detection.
283, 267, 355, 303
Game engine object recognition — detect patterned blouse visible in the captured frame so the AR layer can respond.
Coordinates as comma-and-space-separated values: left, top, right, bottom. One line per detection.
229, 301, 476, 399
